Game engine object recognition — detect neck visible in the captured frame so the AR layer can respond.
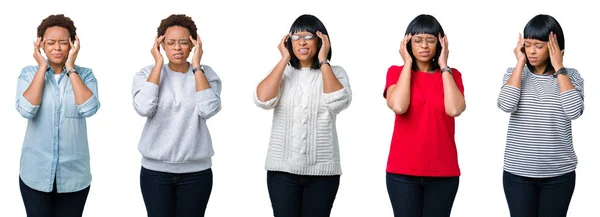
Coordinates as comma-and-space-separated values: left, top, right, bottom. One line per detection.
168, 62, 189, 73
533, 64, 549, 75
300, 60, 313, 68
49, 63, 64, 74
415, 60, 432, 72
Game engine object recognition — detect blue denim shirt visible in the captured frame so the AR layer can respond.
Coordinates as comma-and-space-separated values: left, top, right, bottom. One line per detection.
16, 65, 100, 193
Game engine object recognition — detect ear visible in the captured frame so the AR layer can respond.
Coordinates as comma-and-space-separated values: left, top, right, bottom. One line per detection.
561, 50, 564, 56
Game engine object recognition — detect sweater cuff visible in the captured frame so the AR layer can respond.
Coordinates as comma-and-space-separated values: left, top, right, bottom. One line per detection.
322, 87, 348, 104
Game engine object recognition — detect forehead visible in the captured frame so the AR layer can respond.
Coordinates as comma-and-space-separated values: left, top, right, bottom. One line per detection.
412, 33, 436, 38
164, 26, 191, 38
43, 26, 70, 39
524, 38, 545, 44
292, 31, 313, 35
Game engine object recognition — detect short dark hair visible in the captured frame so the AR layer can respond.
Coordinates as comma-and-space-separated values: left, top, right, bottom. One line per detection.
523, 14, 564, 74
404, 14, 445, 72
37, 14, 76, 41
157, 14, 197, 40
286, 14, 332, 69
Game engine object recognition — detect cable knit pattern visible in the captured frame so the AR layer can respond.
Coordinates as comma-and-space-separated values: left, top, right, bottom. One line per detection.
254, 65, 351, 176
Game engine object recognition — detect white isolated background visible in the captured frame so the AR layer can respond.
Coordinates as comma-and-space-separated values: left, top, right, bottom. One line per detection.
0, 0, 597, 216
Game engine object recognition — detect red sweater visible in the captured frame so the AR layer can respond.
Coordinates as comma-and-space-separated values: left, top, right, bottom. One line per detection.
383, 65, 464, 177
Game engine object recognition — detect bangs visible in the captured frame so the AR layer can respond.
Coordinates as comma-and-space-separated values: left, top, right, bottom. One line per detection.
523, 18, 552, 41
405, 15, 444, 36
289, 16, 320, 34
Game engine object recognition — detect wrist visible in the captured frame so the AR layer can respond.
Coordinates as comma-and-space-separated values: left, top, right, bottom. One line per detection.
553, 64, 564, 72
319, 59, 330, 68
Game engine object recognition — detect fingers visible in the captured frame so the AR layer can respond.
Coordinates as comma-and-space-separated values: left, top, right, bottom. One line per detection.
317, 31, 329, 46
547, 32, 556, 53
34, 37, 42, 51
155, 35, 165, 48
189, 35, 197, 46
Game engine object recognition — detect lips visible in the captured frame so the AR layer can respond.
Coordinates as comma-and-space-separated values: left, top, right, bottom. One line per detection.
529, 57, 538, 62
418, 51, 430, 57
297, 48, 309, 55
173, 53, 184, 59
51, 53, 64, 58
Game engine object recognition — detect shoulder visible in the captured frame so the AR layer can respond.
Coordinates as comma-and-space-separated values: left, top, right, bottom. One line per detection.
330, 65, 347, 76
565, 67, 581, 77
138, 64, 164, 76
19, 65, 38, 78
449, 67, 462, 76
565, 67, 583, 82
200, 64, 220, 80
74, 65, 94, 76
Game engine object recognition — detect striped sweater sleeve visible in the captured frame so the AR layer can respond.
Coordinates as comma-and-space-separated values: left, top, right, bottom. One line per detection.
559, 68, 584, 120
497, 67, 521, 113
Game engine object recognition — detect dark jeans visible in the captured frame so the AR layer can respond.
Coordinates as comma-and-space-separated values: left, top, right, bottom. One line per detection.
503, 170, 576, 217
19, 177, 90, 217
140, 167, 213, 217
386, 173, 459, 217
267, 171, 340, 217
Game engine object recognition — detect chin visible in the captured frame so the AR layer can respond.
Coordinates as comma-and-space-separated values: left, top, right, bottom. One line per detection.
48, 59, 66, 66
169, 59, 187, 65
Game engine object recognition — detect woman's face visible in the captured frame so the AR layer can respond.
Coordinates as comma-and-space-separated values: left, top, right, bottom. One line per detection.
42, 26, 71, 67
290, 31, 318, 65
524, 38, 549, 69
410, 33, 437, 64
162, 26, 193, 65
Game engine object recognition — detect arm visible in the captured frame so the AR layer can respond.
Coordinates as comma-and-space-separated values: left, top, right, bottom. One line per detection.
195, 65, 222, 119
255, 34, 291, 109
132, 67, 160, 117
386, 64, 412, 114
386, 34, 413, 114
16, 67, 42, 119
558, 69, 584, 120
498, 34, 527, 113
321, 66, 351, 114
257, 34, 289, 103
19, 37, 48, 111
546, 32, 584, 120
70, 68, 100, 117
497, 67, 522, 113
441, 69, 465, 117
254, 60, 286, 110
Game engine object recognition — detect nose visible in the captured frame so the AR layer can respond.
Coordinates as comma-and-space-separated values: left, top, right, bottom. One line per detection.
527, 46, 536, 54
173, 42, 182, 50
420, 41, 428, 48
53, 42, 61, 51
298, 38, 307, 45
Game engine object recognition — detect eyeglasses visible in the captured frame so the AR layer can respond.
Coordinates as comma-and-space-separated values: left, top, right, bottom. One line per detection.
164, 39, 191, 48
290, 34, 316, 41
412, 37, 438, 47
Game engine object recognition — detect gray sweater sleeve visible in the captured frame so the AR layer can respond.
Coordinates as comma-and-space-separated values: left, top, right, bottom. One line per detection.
497, 67, 521, 113
132, 65, 159, 117
195, 65, 222, 119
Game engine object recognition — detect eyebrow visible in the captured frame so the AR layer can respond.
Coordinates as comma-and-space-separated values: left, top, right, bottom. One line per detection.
413, 36, 436, 39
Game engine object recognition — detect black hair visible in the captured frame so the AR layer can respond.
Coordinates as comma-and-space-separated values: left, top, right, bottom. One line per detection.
157, 14, 198, 41
523, 14, 564, 74
286, 14, 332, 69
37, 14, 76, 41
404, 14, 444, 72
